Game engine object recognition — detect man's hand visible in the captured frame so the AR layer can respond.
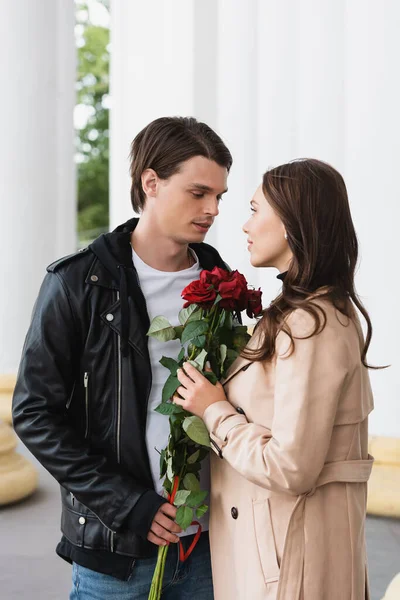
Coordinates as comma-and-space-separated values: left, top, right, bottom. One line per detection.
147, 503, 182, 546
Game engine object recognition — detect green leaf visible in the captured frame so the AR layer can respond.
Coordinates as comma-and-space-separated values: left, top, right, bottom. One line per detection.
178, 304, 199, 326
176, 505, 194, 530
183, 473, 201, 492
233, 325, 248, 335
161, 375, 180, 402
225, 312, 233, 330
194, 349, 208, 370
221, 349, 240, 375
191, 335, 206, 348
159, 356, 180, 375
196, 504, 208, 518
147, 316, 177, 342
178, 348, 185, 362
204, 371, 218, 385
174, 325, 184, 340
166, 459, 174, 483
186, 490, 208, 508
173, 490, 191, 507
187, 308, 202, 324
159, 449, 167, 478
181, 320, 209, 345
183, 416, 211, 447
213, 293, 222, 306
185, 461, 201, 474
155, 402, 182, 416
220, 344, 227, 368
187, 449, 200, 464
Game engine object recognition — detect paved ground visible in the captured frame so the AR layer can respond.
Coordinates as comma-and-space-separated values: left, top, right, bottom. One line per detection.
1, 445, 399, 600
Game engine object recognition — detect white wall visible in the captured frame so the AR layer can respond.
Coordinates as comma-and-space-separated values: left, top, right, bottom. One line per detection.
110, 0, 400, 437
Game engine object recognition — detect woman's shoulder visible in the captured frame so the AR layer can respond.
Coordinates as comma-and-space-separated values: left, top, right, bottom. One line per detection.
277, 297, 359, 356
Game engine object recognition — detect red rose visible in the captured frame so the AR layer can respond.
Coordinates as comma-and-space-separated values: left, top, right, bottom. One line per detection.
218, 271, 249, 311
182, 279, 217, 308
200, 267, 230, 288
246, 288, 263, 318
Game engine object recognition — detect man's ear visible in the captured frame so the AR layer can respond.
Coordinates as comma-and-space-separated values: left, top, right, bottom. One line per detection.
141, 168, 158, 198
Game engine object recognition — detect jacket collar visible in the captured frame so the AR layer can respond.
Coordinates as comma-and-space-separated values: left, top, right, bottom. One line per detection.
87, 217, 228, 357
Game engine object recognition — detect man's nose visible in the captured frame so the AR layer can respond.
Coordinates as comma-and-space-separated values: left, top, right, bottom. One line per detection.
205, 198, 220, 217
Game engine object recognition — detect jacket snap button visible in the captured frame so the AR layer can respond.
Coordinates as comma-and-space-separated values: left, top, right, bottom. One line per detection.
90, 275, 98, 282
79, 517, 86, 525
231, 507, 238, 519
236, 407, 245, 415
106, 313, 114, 322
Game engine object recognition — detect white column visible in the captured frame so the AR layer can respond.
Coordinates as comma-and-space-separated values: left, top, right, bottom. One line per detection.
110, 0, 196, 228
0, 0, 76, 374
345, 0, 400, 437
295, 0, 346, 169
209, 0, 260, 291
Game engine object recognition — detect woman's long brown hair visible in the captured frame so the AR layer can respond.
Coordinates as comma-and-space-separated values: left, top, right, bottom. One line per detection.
243, 159, 381, 369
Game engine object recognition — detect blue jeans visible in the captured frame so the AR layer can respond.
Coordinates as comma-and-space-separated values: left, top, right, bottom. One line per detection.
69, 531, 213, 599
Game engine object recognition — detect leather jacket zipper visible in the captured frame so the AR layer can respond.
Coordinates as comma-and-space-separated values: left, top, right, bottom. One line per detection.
116, 292, 122, 464
84, 372, 90, 438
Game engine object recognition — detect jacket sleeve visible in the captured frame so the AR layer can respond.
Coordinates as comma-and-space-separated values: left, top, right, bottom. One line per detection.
202, 308, 350, 495
12, 271, 165, 537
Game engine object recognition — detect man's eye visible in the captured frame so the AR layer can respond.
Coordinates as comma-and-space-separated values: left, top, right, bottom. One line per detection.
192, 192, 204, 198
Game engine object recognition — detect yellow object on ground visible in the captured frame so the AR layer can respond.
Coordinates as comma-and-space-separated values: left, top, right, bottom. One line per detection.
367, 437, 400, 518
381, 573, 400, 599
0, 373, 14, 424
0, 419, 38, 505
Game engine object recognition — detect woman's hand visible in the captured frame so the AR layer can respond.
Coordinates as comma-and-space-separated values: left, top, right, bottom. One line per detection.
173, 362, 227, 418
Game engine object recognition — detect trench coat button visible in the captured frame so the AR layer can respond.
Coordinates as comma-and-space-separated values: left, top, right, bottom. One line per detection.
236, 407, 245, 415
90, 275, 99, 282
79, 517, 86, 525
231, 507, 238, 519
106, 313, 114, 322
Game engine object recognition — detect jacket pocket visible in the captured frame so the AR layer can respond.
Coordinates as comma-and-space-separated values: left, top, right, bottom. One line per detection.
252, 499, 280, 585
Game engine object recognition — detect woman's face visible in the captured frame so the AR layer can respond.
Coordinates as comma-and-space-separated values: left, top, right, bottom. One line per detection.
242, 184, 293, 271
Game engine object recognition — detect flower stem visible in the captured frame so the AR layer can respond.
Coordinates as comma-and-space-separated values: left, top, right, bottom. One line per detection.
148, 544, 169, 599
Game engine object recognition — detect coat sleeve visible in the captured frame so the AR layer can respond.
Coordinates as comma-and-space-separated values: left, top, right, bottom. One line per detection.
202, 309, 350, 495
12, 271, 165, 537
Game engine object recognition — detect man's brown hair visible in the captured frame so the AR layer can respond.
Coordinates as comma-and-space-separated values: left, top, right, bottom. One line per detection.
129, 116, 232, 212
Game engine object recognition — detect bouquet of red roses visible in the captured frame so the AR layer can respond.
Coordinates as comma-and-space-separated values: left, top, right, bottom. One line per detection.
146, 267, 262, 599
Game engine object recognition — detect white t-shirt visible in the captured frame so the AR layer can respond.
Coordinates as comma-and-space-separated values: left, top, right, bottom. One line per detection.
132, 247, 210, 536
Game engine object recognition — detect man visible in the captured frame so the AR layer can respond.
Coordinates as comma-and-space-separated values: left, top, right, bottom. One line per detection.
12, 116, 232, 599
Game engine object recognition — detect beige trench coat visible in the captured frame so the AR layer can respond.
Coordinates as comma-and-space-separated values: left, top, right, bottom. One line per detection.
203, 300, 374, 600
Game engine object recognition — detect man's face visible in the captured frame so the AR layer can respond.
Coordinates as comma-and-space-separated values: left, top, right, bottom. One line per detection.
143, 156, 228, 244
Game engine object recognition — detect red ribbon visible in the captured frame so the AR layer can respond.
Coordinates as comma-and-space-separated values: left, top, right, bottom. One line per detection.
167, 475, 203, 562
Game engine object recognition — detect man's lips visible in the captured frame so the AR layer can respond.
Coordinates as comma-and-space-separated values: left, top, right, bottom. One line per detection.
192, 222, 212, 231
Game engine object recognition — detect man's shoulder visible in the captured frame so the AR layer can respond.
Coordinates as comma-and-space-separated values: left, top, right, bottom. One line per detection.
46, 247, 92, 274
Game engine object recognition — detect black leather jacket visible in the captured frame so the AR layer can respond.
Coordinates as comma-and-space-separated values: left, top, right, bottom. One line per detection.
12, 218, 228, 577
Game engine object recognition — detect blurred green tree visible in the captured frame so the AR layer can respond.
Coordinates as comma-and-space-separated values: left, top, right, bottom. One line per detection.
75, 0, 110, 244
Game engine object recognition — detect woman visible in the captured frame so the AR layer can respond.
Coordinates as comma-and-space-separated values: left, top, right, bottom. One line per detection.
173, 159, 375, 600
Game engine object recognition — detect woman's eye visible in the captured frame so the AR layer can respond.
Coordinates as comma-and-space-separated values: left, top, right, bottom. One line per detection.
250, 207, 256, 213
